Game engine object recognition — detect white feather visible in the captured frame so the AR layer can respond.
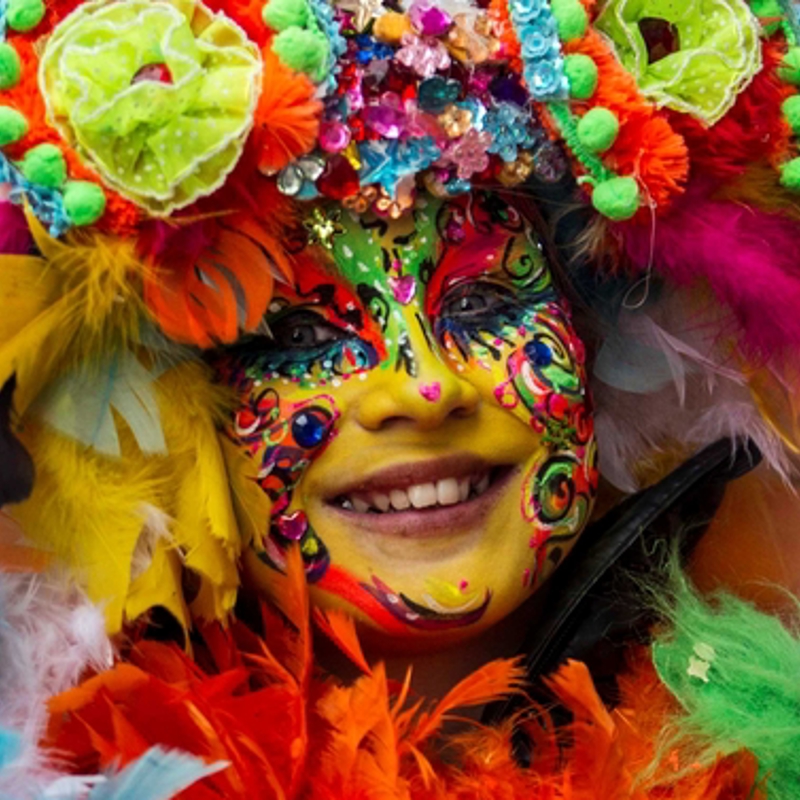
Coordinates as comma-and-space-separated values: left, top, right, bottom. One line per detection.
0, 570, 113, 797
592, 293, 795, 492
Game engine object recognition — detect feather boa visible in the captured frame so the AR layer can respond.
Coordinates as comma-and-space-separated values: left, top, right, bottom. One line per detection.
36, 550, 793, 800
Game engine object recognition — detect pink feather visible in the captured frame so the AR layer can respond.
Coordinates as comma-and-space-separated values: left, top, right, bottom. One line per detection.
622, 186, 800, 362
0, 202, 32, 255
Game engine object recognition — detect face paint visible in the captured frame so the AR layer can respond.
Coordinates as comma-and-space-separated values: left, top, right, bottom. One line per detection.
219, 192, 598, 646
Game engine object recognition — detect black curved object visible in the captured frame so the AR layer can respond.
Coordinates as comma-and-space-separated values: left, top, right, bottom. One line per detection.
483, 437, 761, 726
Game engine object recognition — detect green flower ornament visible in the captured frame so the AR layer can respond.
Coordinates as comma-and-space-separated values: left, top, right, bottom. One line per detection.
597, 0, 762, 126
40, 0, 262, 214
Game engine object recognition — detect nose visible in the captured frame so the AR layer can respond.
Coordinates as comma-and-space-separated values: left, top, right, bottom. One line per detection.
353, 321, 480, 432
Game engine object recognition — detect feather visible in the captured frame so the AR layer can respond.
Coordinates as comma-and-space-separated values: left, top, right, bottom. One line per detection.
0, 201, 32, 255
39, 355, 166, 458
650, 567, 800, 800
0, 572, 112, 797
313, 607, 372, 675
591, 289, 793, 492
139, 212, 292, 349
0, 214, 143, 418
622, 183, 800, 363
155, 362, 241, 624
87, 747, 226, 800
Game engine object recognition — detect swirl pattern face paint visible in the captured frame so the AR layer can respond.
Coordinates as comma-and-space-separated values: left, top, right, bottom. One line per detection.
219, 193, 598, 645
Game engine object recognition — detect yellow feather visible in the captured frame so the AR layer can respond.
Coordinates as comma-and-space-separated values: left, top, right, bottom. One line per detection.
157, 363, 241, 623
219, 434, 272, 551
0, 215, 144, 416
127, 540, 191, 632
11, 424, 166, 632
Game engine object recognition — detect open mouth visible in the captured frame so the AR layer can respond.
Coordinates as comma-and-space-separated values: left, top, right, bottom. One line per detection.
331, 467, 508, 513
324, 456, 515, 537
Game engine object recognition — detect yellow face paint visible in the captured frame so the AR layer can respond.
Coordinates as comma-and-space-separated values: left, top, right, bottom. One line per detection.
219, 194, 598, 646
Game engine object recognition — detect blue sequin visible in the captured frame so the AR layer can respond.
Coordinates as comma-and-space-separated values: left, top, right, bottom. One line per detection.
360, 137, 441, 196
354, 34, 394, 64
508, 0, 568, 101
308, 0, 347, 94
485, 102, 540, 163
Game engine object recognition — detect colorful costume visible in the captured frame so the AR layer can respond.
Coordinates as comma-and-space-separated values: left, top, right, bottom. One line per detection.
0, 0, 799, 796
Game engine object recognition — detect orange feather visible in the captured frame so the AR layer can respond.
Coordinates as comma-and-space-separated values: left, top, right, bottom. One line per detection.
313, 606, 373, 675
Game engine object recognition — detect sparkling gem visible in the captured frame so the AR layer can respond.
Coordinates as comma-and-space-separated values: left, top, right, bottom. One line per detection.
296, 155, 325, 181
409, 0, 452, 36
388, 274, 417, 304
418, 76, 460, 113
291, 409, 330, 448
363, 98, 405, 137
276, 510, 308, 542
317, 156, 360, 199
319, 120, 352, 153
277, 164, 304, 195
525, 339, 553, 366
131, 62, 173, 84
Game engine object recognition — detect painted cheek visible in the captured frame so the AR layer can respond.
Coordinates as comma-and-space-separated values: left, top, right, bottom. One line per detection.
228, 386, 342, 583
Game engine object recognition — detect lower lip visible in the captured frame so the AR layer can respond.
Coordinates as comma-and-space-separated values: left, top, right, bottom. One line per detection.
325, 467, 517, 539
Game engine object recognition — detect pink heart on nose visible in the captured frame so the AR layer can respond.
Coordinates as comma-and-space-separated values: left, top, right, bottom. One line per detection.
419, 382, 441, 402
388, 274, 417, 305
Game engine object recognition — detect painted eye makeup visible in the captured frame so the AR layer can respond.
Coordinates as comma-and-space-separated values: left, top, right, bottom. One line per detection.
434, 280, 529, 359
225, 306, 380, 381
270, 309, 347, 350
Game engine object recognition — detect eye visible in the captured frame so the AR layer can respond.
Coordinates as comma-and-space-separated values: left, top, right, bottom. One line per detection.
439, 282, 512, 319
271, 310, 346, 350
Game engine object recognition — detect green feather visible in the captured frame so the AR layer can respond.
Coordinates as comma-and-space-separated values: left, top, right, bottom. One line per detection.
652, 566, 800, 799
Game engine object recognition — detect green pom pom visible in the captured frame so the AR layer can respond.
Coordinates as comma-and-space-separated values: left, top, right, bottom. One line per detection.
576, 107, 619, 153
780, 157, 800, 191
592, 176, 640, 221
0, 107, 28, 147
564, 54, 598, 100
6, 0, 45, 31
272, 27, 329, 81
19, 144, 67, 189
550, 0, 588, 42
262, 0, 309, 31
779, 47, 800, 85
782, 95, 800, 134
0, 44, 22, 91
63, 181, 107, 226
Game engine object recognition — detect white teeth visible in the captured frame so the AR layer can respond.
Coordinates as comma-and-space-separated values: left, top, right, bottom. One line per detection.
372, 492, 390, 512
352, 496, 370, 514
408, 483, 438, 509
340, 470, 498, 513
390, 489, 411, 510
437, 477, 460, 506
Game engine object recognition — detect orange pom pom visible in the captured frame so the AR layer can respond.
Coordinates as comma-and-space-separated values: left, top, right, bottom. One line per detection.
251, 47, 323, 175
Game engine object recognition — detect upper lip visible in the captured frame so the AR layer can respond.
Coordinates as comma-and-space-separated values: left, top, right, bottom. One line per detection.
323, 454, 495, 500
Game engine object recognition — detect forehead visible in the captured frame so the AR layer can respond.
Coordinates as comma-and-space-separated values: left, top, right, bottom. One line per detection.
287, 196, 554, 305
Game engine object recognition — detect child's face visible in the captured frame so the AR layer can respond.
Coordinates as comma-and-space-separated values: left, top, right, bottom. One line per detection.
220, 196, 597, 647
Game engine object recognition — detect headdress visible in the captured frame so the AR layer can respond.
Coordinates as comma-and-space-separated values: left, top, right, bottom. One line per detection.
1, 0, 800, 631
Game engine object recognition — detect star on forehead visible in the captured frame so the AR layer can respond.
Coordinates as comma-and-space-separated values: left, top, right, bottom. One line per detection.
336, 0, 384, 30
304, 207, 344, 251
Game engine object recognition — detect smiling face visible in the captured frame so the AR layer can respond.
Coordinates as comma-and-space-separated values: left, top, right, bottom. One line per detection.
219, 193, 598, 647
